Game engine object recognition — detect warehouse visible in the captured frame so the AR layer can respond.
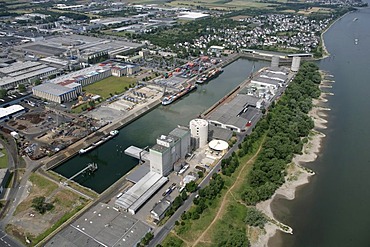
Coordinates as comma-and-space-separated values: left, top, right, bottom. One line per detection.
49, 65, 112, 87
0, 105, 26, 123
207, 94, 261, 132
0, 61, 58, 89
32, 83, 81, 103
115, 171, 168, 215
178, 12, 210, 21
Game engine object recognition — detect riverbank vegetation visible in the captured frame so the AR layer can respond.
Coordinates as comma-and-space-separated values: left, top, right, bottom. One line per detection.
161, 62, 321, 246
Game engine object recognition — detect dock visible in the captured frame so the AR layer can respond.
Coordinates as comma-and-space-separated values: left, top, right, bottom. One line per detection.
124, 146, 150, 161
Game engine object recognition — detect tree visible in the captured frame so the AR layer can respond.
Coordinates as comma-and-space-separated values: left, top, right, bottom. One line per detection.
32, 196, 54, 214
245, 208, 267, 228
185, 181, 197, 193
0, 89, 6, 99
18, 84, 26, 93
34, 79, 41, 85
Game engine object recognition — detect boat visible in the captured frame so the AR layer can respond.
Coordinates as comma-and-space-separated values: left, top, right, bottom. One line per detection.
162, 84, 197, 105
79, 130, 119, 154
196, 68, 223, 84
355, 38, 358, 45
353, 17, 358, 22
110, 130, 119, 136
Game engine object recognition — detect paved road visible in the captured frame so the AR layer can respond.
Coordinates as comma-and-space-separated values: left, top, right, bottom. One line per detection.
149, 128, 248, 247
0, 229, 23, 247
149, 71, 295, 246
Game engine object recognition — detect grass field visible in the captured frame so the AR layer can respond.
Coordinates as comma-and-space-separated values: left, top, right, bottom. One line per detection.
9, 172, 89, 246
163, 136, 266, 246
0, 148, 8, 169
83, 76, 136, 99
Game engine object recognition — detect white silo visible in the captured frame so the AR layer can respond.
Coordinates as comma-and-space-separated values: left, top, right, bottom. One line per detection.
271, 56, 280, 68
190, 119, 208, 148
291, 56, 301, 72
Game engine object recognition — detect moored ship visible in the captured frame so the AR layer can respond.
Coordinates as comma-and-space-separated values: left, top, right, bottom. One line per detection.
79, 130, 119, 154
196, 68, 223, 84
162, 84, 197, 105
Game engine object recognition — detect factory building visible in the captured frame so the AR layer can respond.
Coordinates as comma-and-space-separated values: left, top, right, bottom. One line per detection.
178, 12, 210, 21
0, 105, 26, 123
207, 94, 261, 133
109, 63, 140, 77
0, 61, 58, 89
251, 67, 289, 93
150, 198, 171, 221
190, 119, 209, 149
32, 83, 82, 104
149, 127, 190, 176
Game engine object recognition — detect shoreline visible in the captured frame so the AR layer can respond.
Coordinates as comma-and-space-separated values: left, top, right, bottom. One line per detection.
320, 10, 354, 59
252, 89, 330, 247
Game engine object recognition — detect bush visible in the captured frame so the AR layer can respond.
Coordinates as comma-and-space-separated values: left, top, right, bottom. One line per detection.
245, 208, 267, 228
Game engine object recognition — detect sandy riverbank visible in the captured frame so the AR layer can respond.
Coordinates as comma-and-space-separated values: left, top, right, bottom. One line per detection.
252, 91, 330, 247
320, 11, 353, 59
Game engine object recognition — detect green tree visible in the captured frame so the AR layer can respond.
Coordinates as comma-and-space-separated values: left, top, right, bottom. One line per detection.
0, 89, 6, 99
185, 181, 198, 193
245, 207, 267, 228
18, 84, 26, 93
32, 196, 54, 214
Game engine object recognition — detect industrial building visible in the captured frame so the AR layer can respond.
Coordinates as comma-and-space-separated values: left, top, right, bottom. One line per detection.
150, 198, 171, 221
190, 118, 209, 149
178, 12, 210, 21
0, 61, 58, 89
0, 105, 26, 123
251, 67, 289, 93
32, 83, 82, 104
149, 127, 191, 176
13, 34, 144, 62
115, 171, 168, 215
207, 94, 261, 132
31, 61, 140, 103
45, 203, 151, 247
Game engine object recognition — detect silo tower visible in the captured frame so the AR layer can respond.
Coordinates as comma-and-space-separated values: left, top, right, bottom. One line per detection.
189, 119, 209, 148
291, 56, 301, 72
271, 56, 280, 68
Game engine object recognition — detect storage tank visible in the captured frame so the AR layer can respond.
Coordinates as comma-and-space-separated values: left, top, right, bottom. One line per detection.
271, 56, 280, 68
291, 56, 301, 72
189, 119, 208, 148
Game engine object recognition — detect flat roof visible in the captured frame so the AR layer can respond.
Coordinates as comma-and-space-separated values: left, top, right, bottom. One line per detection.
178, 12, 210, 19
116, 171, 167, 214
0, 61, 41, 75
45, 203, 150, 247
252, 76, 282, 86
0, 105, 25, 119
126, 163, 150, 184
33, 83, 75, 96
207, 94, 259, 130
209, 139, 228, 151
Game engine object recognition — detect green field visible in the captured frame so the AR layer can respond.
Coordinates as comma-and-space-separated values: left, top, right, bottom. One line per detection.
0, 148, 8, 169
83, 76, 136, 99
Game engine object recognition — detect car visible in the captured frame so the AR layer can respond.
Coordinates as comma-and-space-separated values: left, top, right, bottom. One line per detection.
172, 182, 176, 187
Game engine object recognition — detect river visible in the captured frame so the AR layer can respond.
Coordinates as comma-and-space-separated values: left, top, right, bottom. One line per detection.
54, 58, 269, 193
270, 5, 370, 247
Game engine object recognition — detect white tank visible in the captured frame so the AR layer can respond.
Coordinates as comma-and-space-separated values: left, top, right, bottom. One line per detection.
271, 56, 280, 68
291, 56, 301, 72
190, 119, 208, 148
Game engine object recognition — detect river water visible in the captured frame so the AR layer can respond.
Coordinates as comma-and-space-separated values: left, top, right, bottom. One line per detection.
54, 59, 269, 193
270, 5, 370, 247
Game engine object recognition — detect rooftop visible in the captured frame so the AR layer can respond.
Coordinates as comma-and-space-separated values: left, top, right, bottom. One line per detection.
45, 203, 150, 247
207, 94, 260, 130
0, 105, 25, 119
32, 83, 75, 96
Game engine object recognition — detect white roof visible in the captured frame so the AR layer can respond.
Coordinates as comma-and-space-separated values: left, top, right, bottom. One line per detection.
0, 105, 25, 119
209, 139, 228, 151
178, 12, 210, 19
